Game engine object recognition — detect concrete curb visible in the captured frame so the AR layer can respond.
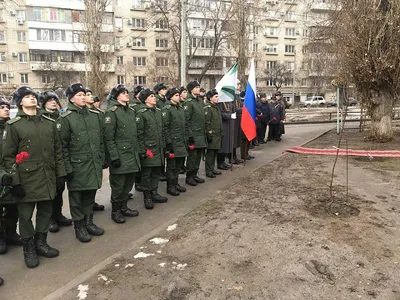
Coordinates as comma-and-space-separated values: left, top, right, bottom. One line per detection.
42, 126, 334, 300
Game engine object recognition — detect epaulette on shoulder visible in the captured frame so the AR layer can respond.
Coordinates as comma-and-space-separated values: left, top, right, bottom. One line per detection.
137, 108, 147, 113
204, 105, 211, 109
41, 115, 55, 122
6, 116, 21, 125
164, 104, 171, 109
128, 106, 135, 111
110, 106, 118, 112
155, 108, 161, 111
186, 98, 192, 102
97, 108, 105, 113
60, 110, 72, 118
88, 109, 100, 114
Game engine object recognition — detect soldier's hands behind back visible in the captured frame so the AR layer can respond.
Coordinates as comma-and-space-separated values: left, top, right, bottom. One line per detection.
10, 184, 26, 198
67, 172, 74, 181
56, 177, 65, 190
1, 173, 13, 187
111, 159, 122, 168
188, 137, 195, 145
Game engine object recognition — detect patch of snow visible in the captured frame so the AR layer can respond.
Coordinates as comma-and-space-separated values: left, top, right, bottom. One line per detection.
167, 224, 177, 231
176, 263, 187, 270
140, 246, 147, 249
172, 261, 177, 265
125, 263, 134, 269
134, 252, 155, 259
115, 264, 120, 267
157, 250, 162, 254
98, 274, 113, 285
77, 284, 89, 300
158, 263, 166, 267
149, 237, 169, 245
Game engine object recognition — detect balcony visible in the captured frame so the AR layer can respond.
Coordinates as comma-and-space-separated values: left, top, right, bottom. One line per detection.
310, 2, 338, 12
30, 62, 115, 73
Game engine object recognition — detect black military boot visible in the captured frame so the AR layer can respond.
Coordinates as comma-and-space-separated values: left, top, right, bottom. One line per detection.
175, 179, 186, 193
193, 175, 205, 183
143, 191, 154, 209
121, 200, 139, 217
212, 169, 222, 175
222, 162, 231, 169
167, 180, 180, 196
57, 214, 72, 227
84, 214, 104, 236
135, 184, 145, 192
5, 231, 23, 246
0, 232, 7, 254
22, 237, 39, 268
206, 172, 216, 178
111, 202, 125, 224
73, 219, 91, 243
34, 233, 59, 258
185, 176, 197, 186
49, 218, 59, 233
93, 202, 105, 211
151, 190, 168, 203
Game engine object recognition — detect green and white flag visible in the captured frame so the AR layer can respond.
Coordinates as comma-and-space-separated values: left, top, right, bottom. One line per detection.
215, 63, 238, 103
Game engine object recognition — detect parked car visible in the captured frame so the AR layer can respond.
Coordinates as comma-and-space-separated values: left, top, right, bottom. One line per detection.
345, 97, 358, 106
302, 96, 326, 107
326, 99, 337, 107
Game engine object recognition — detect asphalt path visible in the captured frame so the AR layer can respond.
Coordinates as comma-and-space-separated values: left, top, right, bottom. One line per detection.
0, 123, 334, 300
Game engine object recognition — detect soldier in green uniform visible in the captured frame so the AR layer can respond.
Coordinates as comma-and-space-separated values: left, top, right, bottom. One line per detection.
38, 91, 73, 233
183, 81, 207, 186
3, 86, 66, 268
154, 83, 168, 109
58, 83, 104, 243
85, 88, 106, 211
136, 89, 168, 209
131, 85, 144, 113
104, 84, 141, 223
0, 98, 22, 255
204, 90, 223, 178
162, 88, 188, 196
179, 87, 187, 103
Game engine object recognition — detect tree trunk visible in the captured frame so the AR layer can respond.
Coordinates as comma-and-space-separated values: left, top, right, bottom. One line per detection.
369, 96, 394, 141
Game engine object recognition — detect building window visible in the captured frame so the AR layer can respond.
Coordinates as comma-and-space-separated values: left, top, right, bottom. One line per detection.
17, 31, 26, 42
266, 61, 277, 70
117, 75, 125, 84
265, 27, 278, 36
132, 37, 145, 47
0, 52, 5, 62
42, 74, 51, 84
16, 10, 26, 21
133, 57, 146, 66
0, 73, 7, 84
131, 18, 145, 28
286, 61, 295, 71
285, 78, 294, 86
285, 45, 295, 53
155, 39, 168, 48
36, 29, 67, 42
132, 0, 145, 9
155, 19, 168, 30
32, 7, 65, 22
285, 28, 296, 37
301, 78, 308, 86
20, 73, 29, 84
302, 29, 309, 37
265, 44, 278, 53
19, 53, 28, 63
0, 31, 5, 43
117, 56, 123, 65
155, 0, 168, 10
157, 76, 168, 82
156, 58, 168, 67
133, 76, 146, 85
191, 37, 214, 49
266, 79, 274, 87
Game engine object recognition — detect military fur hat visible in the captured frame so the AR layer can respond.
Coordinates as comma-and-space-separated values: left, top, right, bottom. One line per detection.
0, 96, 10, 109
66, 83, 86, 100
186, 81, 200, 93
153, 83, 167, 94
166, 88, 180, 100
206, 89, 218, 100
274, 91, 282, 96
39, 90, 61, 108
139, 89, 155, 103
133, 85, 144, 97
85, 88, 93, 94
110, 84, 128, 99
12, 86, 38, 106
179, 86, 187, 94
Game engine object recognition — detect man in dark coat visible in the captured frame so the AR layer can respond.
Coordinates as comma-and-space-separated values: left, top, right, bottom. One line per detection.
154, 83, 168, 181
232, 81, 243, 164
275, 91, 286, 138
217, 98, 235, 170
58, 83, 105, 243
104, 85, 141, 223
136, 89, 168, 209
162, 88, 188, 196
204, 90, 223, 178
3, 86, 66, 268
267, 96, 284, 141
0, 97, 22, 255
39, 91, 73, 233
256, 93, 271, 144
183, 81, 207, 186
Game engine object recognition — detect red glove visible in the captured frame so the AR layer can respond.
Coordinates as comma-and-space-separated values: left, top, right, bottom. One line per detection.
168, 153, 175, 159
272, 117, 277, 121
146, 149, 154, 159
189, 145, 195, 150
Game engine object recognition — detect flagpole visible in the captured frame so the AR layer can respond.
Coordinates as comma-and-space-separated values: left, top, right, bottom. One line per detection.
230, 120, 234, 171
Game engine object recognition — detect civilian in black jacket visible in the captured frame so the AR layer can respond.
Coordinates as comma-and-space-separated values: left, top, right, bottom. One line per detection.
267, 96, 284, 141
256, 94, 270, 143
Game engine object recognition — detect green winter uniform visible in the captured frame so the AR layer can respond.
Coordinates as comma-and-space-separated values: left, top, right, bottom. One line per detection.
104, 98, 141, 203
129, 99, 143, 113
57, 103, 104, 221
183, 93, 207, 178
136, 105, 165, 191
204, 101, 223, 174
162, 101, 188, 183
2, 110, 66, 238
156, 94, 167, 109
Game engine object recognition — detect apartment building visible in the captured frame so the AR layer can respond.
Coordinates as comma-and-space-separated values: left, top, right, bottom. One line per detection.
0, 0, 335, 101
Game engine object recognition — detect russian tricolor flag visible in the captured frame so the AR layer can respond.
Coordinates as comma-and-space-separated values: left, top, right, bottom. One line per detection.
241, 59, 257, 141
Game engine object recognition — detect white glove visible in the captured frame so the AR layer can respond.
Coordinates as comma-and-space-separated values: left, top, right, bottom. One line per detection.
231, 112, 237, 120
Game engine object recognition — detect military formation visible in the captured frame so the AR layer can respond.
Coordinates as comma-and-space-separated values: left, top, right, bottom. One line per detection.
0, 80, 285, 286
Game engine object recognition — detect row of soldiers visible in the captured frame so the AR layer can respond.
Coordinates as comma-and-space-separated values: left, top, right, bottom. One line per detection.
0, 79, 260, 285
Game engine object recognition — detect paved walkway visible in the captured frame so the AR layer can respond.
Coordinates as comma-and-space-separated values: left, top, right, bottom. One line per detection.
0, 124, 334, 300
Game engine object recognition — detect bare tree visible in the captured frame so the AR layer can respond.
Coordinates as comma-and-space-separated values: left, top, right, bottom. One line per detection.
264, 62, 293, 91
326, 0, 400, 141
35, 61, 80, 91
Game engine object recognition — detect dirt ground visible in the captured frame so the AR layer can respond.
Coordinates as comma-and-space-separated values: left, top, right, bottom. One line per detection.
77, 128, 400, 300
